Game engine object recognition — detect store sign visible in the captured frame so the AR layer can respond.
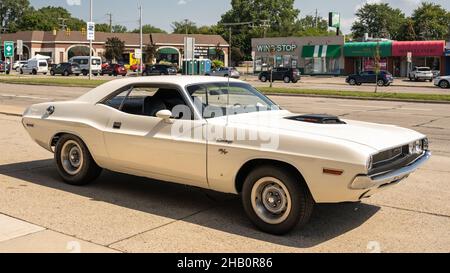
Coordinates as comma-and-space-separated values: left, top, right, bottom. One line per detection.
87, 22, 95, 41
134, 49, 142, 59
364, 58, 387, 71
256, 44, 298, 53
329, 12, 340, 28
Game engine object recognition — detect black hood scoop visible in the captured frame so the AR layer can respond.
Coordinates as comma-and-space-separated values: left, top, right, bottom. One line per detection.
286, 114, 346, 124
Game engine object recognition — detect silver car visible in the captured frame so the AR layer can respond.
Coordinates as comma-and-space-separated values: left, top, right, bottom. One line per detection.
206, 67, 240, 79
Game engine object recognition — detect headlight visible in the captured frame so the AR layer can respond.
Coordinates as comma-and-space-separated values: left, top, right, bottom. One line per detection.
366, 156, 373, 171
422, 138, 429, 151
415, 140, 423, 153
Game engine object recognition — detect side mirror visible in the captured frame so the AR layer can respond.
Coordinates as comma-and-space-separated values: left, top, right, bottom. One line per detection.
156, 110, 173, 122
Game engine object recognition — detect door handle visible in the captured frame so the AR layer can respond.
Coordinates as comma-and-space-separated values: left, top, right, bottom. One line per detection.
113, 122, 122, 129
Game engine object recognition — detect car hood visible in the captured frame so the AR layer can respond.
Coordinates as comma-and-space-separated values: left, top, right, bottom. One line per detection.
212, 110, 425, 151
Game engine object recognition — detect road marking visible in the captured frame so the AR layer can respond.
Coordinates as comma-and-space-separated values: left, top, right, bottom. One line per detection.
0, 94, 51, 100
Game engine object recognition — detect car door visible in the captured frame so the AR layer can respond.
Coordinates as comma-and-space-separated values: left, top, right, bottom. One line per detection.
101, 84, 208, 188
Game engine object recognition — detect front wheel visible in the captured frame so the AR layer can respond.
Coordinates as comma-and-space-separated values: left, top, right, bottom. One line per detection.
439, 80, 449, 89
55, 134, 102, 186
242, 166, 314, 235
260, 75, 267, 82
348, 78, 356, 85
283, 76, 291, 83
377, 79, 385, 86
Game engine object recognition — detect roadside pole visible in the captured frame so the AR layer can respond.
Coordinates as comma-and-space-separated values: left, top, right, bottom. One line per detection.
139, 5, 143, 76
89, 0, 93, 80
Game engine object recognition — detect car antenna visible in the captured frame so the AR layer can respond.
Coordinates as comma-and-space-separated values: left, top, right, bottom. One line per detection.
226, 69, 231, 126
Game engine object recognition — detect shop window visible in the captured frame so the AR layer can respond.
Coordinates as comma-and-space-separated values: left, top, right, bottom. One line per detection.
304, 57, 340, 74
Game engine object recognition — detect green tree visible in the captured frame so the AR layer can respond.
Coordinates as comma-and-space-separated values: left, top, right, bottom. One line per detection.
105, 37, 125, 62
171, 19, 198, 34
0, 0, 32, 32
293, 15, 332, 37
397, 18, 417, 41
96, 23, 111, 33
351, 3, 406, 40
219, 0, 300, 59
132, 24, 166, 34
412, 2, 450, 40
111, 25, 127, 33
19, 6, 85, 31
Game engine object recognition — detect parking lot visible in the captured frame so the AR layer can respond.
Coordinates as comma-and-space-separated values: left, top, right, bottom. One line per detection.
0, 83, 449, 253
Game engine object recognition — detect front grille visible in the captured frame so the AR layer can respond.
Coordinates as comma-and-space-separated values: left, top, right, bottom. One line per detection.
369, 145, 420, 175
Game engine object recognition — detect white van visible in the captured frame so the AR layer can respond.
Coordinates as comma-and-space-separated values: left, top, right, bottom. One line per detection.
69, 56, 102, 76
20, 59, 48, 75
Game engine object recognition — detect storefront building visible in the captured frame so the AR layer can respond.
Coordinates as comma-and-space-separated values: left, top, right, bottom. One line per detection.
252, 36, 345, 75
344, 40, 446, 77
0, 31, 229, 67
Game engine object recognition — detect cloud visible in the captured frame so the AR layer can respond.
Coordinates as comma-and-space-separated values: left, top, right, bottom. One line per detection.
177, 0, 189, 5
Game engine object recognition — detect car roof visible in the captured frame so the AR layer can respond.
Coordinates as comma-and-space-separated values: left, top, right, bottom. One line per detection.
77, 76, 244, 103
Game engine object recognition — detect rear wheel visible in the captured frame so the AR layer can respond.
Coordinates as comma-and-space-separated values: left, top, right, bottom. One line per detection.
377, 79, 385, 86
260, 75, 267, 82
63, 70, 69, 76
55, 134, 102, 186
283, 76, 291, 83
50, 70, 55, 76
32, 70, 37, 75
349, 78, 356, 85
242, 165, 314, 235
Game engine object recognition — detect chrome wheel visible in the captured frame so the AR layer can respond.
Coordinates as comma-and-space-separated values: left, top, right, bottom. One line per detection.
251, 177, 292, 225
61, 140, 84, 175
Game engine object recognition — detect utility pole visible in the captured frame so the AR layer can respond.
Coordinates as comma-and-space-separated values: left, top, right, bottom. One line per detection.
315, 9, 318, 28
184, 19, 189, 35
89, 0, 93, 80
106, 13, 112, 33
139, 5, 143, 76
260, 20, 271, 38
221, 22, 253, 67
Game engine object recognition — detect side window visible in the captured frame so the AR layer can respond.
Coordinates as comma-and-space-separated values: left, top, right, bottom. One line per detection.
103, 88, 131, 110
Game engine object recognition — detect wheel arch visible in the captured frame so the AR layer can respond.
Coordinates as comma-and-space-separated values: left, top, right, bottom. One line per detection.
235, 158, 310, 195
50, 132, 92, 155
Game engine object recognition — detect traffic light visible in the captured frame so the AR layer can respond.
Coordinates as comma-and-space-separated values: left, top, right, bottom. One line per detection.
81, 28, 86, 36
66, 28, 71, 36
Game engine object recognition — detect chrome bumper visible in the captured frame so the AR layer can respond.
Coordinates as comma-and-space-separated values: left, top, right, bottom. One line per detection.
351, 151, 431, 190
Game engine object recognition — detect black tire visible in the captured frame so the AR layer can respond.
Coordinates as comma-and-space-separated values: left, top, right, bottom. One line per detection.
50, 70, 55, 76
32, 70, 37, 75
55, 134, 102, 186
439, 80, 449, 89
63, 70, 69, 76
75, 74, 80, 76
241, 165, 314, 235
377, 79, 385, 86
82, 70, 88, 76
143, 71, 148, 76
260, 75, 268, 82
283, 76, 291, 83
348, 78, 356, 85
292, 79, 298, 84
20, 69, 24, 75
93, 73, 98, 76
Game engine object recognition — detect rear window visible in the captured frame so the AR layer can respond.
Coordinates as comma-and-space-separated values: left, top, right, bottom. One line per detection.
92, 59, 101, 65
418, 68, 431, 72
39, 62, 47, 67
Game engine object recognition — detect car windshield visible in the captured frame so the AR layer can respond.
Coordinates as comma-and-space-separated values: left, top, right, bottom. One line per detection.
187, 82, 280, 119
418, 68, 431, 72
92, 59, 101, 65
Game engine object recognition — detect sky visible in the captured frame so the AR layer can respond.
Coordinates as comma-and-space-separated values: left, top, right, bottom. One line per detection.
28, 0, 450, 34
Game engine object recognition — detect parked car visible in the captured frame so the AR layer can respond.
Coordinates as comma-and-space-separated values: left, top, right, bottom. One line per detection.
206, 67, 240, 79
50, 63, 81, 76
69, 56, 102, 76
0, 61, 6, 73
13, 60, 28, 71
432, 70, 441, 78
142, 64, 177, 76
100, 63, 127, 77
20, 59, 48, 75
130, 63, 144, 72
409, 67, 433, 82
346, 70, 394, 86
434, 75, 450, 89
259, 68, 301, 83
22, 76, 430, 235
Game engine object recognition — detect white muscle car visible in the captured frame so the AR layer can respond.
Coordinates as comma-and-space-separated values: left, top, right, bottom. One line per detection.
22, 76, 431, 234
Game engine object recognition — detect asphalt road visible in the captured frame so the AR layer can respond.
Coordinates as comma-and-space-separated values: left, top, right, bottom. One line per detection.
0, 83, 449, 253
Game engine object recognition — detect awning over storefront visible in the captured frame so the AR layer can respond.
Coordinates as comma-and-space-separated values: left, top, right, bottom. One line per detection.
302, 45, 342, 58
344, 41, 392, 57
391, 41, 445, 57
157, 48, 179, 55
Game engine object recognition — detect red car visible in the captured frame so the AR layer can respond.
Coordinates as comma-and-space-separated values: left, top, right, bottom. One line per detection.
129, 63, 144, 72
100, 63, 127, 77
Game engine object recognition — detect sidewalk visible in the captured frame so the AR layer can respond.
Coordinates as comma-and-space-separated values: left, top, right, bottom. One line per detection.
0, 213, 118, 253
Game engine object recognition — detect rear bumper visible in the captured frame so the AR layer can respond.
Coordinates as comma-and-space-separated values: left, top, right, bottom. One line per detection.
350, 151, 431, 198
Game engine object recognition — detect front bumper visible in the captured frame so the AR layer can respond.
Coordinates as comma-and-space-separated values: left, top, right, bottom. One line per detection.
350, 151, 431, 198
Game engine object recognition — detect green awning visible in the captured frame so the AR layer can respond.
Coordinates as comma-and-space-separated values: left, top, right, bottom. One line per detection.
302, 45, 342, 58
157, 48, 179, 55
344, 41, 392, 57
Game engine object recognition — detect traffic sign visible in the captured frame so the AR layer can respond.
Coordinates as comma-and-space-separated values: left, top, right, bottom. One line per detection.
134, 49, 142, 59
87, 22, 95, 41
4, 41, 14, 57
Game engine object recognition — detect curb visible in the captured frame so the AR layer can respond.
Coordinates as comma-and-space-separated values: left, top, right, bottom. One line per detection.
263, 93, 450, 105
0, 111, 22, 117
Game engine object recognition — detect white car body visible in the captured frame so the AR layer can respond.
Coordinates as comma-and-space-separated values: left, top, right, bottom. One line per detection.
434, 75, 450, 88
22, 76, 430, 201
13, 61, 28, 71
21, 59, 48, 75
409, 67, 434, 81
